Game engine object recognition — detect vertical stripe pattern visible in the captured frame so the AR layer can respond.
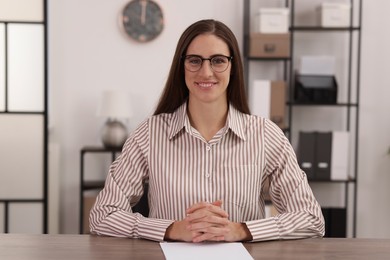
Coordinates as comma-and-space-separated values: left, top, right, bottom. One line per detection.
90, 102, 324, 242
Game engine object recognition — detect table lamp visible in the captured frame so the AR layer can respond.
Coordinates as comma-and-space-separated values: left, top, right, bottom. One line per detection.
97, 90, 133, 149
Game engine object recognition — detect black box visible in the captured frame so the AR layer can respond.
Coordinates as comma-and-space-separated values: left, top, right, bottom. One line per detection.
321, 207, 347, 237
294, 75, 337, 104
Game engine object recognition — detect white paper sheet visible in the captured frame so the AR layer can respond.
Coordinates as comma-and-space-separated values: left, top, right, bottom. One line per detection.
160, 242, 254, 260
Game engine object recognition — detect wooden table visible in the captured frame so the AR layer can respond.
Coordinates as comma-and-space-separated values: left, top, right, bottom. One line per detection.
0, 234, 389, 259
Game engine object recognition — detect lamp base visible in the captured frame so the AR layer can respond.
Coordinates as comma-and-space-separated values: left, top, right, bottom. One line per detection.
101, 119, 128, 149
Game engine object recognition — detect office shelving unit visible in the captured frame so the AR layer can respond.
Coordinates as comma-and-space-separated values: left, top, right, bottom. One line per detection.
79, 146, 149, 234
243, 0, 362, 237
79, 146, 120, 234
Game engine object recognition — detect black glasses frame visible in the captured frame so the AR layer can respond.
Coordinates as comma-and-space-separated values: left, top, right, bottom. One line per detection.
182, 55, 233, 73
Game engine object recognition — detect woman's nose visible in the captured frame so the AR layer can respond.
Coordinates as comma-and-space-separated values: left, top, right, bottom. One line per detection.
198, 60, 214, 76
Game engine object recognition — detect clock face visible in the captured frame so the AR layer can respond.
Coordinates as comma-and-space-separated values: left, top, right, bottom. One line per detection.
122, 0, 164, 42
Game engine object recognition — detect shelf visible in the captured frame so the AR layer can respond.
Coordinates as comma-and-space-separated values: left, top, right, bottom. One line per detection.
281, 127, 290, 133
83, 180, 105, 190
0, 199, 44, 203
79, 146, 121, 234
81, 146, 122, 153
0, 111, 46, 115
247, 57, 291, 61
290, 26, 361, 32
309, 179, 356, 183
243, 0, 362, 238
287, 102, 358, 107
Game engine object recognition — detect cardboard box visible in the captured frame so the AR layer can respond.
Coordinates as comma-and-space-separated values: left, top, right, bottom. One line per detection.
249, 80, 286, 129
257, 8, 289, 33
249, 33, 290, 58
83, 195, 97, 234
270, 81, 286, 128
318, 3, 351, 27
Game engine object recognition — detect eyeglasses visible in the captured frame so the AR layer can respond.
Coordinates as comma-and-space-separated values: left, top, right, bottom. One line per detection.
183, 55, 233, 73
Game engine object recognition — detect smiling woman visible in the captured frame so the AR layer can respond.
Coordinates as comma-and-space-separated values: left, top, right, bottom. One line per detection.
89, 19, 324, 243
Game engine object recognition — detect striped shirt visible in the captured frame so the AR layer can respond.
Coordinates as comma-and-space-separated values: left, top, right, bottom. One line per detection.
89, 102, 325, 242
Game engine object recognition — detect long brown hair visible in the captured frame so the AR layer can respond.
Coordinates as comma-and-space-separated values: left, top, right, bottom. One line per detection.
153, 19, 250, 115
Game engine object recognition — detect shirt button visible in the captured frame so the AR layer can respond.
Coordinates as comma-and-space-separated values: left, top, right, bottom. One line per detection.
206, 146, 211, 151
205, 173, 210, 178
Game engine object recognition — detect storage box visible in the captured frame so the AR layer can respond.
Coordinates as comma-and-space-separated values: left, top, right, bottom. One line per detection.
270, 81, 286, 128
322, 208, 347, 237
318, 3, 351, 27
257, 8, 289, 33
294, 74, 338, 104
83, 195, 97, 234
249, 80, 286, 129
249, 33, 290, 58
298, 56, 336, 75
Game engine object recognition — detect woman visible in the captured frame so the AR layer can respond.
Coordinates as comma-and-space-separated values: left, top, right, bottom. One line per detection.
90, 19, 324, 242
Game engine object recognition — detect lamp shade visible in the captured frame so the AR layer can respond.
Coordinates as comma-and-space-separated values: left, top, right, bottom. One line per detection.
97, 90, 133, 119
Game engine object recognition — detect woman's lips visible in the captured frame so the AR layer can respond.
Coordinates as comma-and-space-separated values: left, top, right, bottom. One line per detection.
196, 82, 216, 88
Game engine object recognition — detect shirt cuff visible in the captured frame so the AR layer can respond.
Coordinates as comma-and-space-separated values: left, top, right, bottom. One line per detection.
245, 217, 280, 242
138, 217, 174, 241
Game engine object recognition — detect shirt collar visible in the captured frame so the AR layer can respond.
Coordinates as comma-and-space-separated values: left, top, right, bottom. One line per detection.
226, 104, 247, 141
168, 102, 189, 139
168, 102, 247, 141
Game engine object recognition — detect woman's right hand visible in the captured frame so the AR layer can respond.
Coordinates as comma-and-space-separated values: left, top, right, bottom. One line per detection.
164, 200, 227, 242
164, 219, 202, 242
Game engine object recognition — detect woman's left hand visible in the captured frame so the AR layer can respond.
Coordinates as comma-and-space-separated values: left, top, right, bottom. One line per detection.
185, 200, 252, 242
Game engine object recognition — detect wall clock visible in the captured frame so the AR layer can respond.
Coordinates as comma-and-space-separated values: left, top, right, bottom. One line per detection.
122, 0, 164, 42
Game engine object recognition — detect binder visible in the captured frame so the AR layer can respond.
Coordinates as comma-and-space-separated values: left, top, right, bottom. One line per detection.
298, 131, 349, 181
315, 132, 332, 180
298, 132, 316, 180
331, 131, 349, 180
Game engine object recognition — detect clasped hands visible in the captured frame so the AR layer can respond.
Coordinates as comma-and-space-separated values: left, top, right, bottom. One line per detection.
164, 200, 252, 243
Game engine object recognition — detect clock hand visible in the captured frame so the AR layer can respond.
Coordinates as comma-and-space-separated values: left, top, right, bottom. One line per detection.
140, 0, 147, 25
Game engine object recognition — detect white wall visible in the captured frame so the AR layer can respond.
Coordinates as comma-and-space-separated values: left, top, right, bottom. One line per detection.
48, 0, 243, 234
48, 0, 390, 237
358, 1, 390, 238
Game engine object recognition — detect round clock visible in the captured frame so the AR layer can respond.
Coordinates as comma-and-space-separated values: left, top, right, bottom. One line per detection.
122, 0, 164, 42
